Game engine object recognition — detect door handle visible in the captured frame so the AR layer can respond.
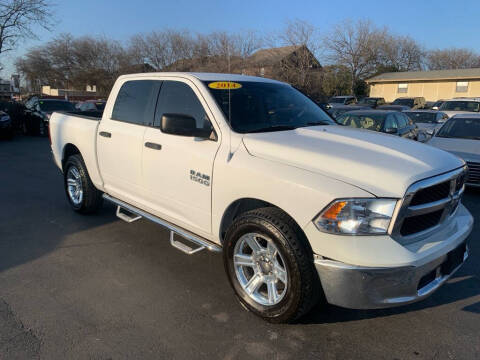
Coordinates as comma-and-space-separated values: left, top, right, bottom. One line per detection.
99, 131, 111, 138
145, 142, 162, 150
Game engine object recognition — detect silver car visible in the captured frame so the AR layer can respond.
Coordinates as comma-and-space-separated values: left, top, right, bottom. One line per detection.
404, 110, 449, 142
428, 114, 480, 187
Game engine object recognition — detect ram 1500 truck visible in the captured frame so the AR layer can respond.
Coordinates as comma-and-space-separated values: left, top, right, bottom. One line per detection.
49, 73, 473, 323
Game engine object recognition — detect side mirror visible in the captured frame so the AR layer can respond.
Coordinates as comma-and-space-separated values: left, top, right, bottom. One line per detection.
426, 129, 435, 136
385, 127, 398, 134
161, 113, 212, 139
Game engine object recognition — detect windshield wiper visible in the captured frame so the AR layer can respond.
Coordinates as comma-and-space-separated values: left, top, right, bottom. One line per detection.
249, 125, 298, 133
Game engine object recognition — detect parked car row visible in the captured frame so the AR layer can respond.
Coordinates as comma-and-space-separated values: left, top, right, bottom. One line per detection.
326, 94, 479, 187
0, 97, 106, 139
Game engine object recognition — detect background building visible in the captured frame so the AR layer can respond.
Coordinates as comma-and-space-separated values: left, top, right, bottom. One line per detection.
367, 68, 480, 102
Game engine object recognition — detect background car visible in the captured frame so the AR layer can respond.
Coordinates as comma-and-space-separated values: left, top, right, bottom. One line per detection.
336, 110, 418, 140
404, 110, 449, 142
438, 98, 480, 117
431, 100, 446, 110
391, 97, 426, 109
0, 110, 13, 139
427, 114, 480, 187
327, 95, 357, 106
325, 104, 370, 120
77, 100, 106, 113
357, 97, 386, 108
23, 99, 76, 136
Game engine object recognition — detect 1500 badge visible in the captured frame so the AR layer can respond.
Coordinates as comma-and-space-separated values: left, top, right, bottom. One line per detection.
190, 170, 210, 186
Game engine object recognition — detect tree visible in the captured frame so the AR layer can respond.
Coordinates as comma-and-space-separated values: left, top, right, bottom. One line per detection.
0, 0, 52, 58
275, 19, 321, 95
323, 19, 385, 94
426, 48, 480, 70
15, 34, 137, 95
379, 35, 424, 71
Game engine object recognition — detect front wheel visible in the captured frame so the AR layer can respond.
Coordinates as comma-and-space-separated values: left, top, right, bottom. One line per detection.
223, 207, 320, 323
64, 154, 103, 213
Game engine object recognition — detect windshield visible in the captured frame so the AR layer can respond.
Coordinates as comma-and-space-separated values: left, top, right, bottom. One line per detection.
405, 112, 437, 124
336, 113, 385, 131
436, 118, 480, 139
39, 100, 75, 112
204, 81, 335, 133
392, 98, 413, 107
358, 98, 377, 105
439, 101, 480, 112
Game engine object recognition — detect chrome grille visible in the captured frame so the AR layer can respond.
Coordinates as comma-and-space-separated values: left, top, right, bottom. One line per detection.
466, 161, 480, 185
392, 167, 467, 244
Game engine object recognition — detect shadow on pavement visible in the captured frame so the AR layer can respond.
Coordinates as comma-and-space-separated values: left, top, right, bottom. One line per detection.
0, 136, 117, 273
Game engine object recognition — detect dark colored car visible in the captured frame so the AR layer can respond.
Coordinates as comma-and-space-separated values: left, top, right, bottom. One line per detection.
23, 98, 76, 136
325, 104, 370, 120
77, 100, 106, 112
0, 110, 13, 139
336, 110, 419, 140
391, 97, 426, 109
328, 95, 357, 106
357, 97, 386, 108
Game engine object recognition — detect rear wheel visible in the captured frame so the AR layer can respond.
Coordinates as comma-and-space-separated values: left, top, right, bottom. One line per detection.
64, 154, 103, 213
223, 207, 320, 323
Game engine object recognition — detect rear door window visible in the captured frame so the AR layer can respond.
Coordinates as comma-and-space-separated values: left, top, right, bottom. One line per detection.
111, 80, 161, 126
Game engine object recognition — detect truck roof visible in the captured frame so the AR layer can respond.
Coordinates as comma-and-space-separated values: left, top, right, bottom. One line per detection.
117, 72, 285, 84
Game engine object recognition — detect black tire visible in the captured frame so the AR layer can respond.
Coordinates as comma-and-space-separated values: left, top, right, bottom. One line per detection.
64, 154, 103, 214
223, 207, 321, 323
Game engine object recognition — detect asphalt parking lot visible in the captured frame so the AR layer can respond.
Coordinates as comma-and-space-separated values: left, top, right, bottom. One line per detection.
0, 136, 479, 360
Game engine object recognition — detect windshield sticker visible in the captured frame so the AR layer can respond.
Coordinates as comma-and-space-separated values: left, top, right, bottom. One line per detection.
208, 81, 242, 90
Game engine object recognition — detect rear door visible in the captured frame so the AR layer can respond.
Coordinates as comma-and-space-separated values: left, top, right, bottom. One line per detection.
142, 79, 220, 234
97, 79, 161, 205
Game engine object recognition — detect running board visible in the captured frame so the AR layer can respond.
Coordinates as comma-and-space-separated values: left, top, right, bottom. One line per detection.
103, 194, 222, 254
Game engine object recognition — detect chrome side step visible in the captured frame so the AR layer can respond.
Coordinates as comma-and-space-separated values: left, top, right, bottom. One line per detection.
103, 194, 222, 254
116, 206, 142, 223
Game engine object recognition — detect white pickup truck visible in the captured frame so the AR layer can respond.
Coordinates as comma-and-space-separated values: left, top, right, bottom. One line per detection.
50, 73, 473, 323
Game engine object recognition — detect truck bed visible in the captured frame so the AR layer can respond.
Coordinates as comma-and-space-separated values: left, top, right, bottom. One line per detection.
49, 111, 104, 190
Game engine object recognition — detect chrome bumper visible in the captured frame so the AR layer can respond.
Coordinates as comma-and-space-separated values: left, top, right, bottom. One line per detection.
314, 242, 469, 309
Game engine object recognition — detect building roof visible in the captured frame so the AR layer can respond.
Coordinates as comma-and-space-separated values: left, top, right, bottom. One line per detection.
249, 45, 315, 66
366, 68, 480, 83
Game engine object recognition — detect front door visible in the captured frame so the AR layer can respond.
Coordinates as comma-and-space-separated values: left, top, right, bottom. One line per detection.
142, 80, 220, 234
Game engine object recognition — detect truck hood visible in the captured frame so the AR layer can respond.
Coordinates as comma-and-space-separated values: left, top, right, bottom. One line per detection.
242, 126, 464, 197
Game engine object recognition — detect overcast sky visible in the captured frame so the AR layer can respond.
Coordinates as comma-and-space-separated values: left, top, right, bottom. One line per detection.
3, 0, 480, 77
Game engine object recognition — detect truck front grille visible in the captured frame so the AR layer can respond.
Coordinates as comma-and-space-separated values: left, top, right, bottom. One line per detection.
410, 181, 450, 206
466, 161, 480, 185
392, 167, 467, 244
400, 209, 443, 236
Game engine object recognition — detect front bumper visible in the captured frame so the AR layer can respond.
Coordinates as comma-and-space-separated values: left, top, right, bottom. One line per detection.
315, 242, 469, 309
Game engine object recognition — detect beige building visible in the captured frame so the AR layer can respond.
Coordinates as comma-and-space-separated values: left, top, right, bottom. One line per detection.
366, 68, 480, 102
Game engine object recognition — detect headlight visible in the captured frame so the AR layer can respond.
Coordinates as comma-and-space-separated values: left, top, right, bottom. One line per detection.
0, 115, 10, 122
314, 198, 397, 235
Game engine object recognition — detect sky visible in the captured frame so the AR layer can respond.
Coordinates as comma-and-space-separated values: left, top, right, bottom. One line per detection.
3, 0, 480, 77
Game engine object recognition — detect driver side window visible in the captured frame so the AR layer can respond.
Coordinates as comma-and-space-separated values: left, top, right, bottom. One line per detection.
155, 81, 213, 132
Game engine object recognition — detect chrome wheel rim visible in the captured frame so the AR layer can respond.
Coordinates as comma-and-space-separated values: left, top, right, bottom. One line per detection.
67, 166, 83, 205
233, 233, 288, 306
